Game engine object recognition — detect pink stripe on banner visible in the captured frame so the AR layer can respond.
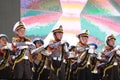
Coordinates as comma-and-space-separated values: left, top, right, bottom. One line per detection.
21, 12, 62, 26
89, 36, 102, 45
115, 0, 120, 6
82, 14, 120, 33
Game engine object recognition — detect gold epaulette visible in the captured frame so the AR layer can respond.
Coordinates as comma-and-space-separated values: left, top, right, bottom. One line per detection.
49, 39, 55, 43
77, 42, 79, 45
77, 42, 87, 47
25, 37, 31, 41
103, 46, 109, 50
12, 37, 20, 42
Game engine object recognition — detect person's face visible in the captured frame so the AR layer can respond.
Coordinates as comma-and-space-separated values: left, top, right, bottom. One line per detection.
107, 39, 115, 47
35, 41, 42, 48
0, 37, 7, 46
79, 36, 88, 44
54, 32, 63, 41
16, 26, 25, 38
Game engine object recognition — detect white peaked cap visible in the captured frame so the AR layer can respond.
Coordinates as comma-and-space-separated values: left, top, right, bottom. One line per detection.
0, 34, 8, 40
13, 21, 26, 32
77, 29, 89, 38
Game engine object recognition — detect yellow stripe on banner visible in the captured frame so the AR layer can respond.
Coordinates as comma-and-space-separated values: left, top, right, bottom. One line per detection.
62, 3, 83, 9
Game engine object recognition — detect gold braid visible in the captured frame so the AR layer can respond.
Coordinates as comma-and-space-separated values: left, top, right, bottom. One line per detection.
12, 49, 26, 70
0, 50, 10, 70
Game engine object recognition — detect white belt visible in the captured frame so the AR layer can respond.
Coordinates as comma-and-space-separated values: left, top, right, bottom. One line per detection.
58, 57, 62, 61
53, 57, 62, 61
23, 56, 29, 59
92, 70, 98, 74
53, 57, 57, 60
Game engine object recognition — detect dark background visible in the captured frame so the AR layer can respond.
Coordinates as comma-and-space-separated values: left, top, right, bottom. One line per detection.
0, 0, 20, 42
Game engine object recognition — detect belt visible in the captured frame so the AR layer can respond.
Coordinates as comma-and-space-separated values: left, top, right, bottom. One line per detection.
52, 57, 66, 63
91, 70, 98, 74
53, 57, 62, 61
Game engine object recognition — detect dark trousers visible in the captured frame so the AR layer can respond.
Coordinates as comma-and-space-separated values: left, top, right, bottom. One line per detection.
92, 73, 100, 80
77, 67, 92, 80
14, 59, 32, 79
33, 63, 39, 80
0, 66, 12, 79
50, 60, 65, 80
70, 62, 77, 80
102, 66, 120, 80
39, 68, 50, 80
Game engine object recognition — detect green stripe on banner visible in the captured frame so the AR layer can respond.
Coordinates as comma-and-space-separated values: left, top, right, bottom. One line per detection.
21, 10, 50, 17
81, 17, 107, 42
81, 0, 112, 15
26, 21, 57, 37
109, 0, 120, 13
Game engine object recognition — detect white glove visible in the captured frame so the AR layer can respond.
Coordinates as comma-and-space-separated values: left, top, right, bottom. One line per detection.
68, 52, 74, 58
1, 46, 9, 50
88, 48, 95, 54
31, 46, 44, 54
25, 42, 35, 46
77, 58, 81, 63
114, 45, 120, 51
2, 43, 13, 50
17, 46, 28, 50
61, 40, 66, 44
88, 45, 95, 54
116, 50, 120, 56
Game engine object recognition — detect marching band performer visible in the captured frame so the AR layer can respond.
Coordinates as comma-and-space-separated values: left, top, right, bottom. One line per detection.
100, 34, 120, 80
32, 37, 50, 80
47, 25, 69, 80
75, 30, 92, 80
66, 45, 78, 80
0, 34, 13, 79
88, 43, 100, 80
12, 21, 35, 79
1, 20, 120, 80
